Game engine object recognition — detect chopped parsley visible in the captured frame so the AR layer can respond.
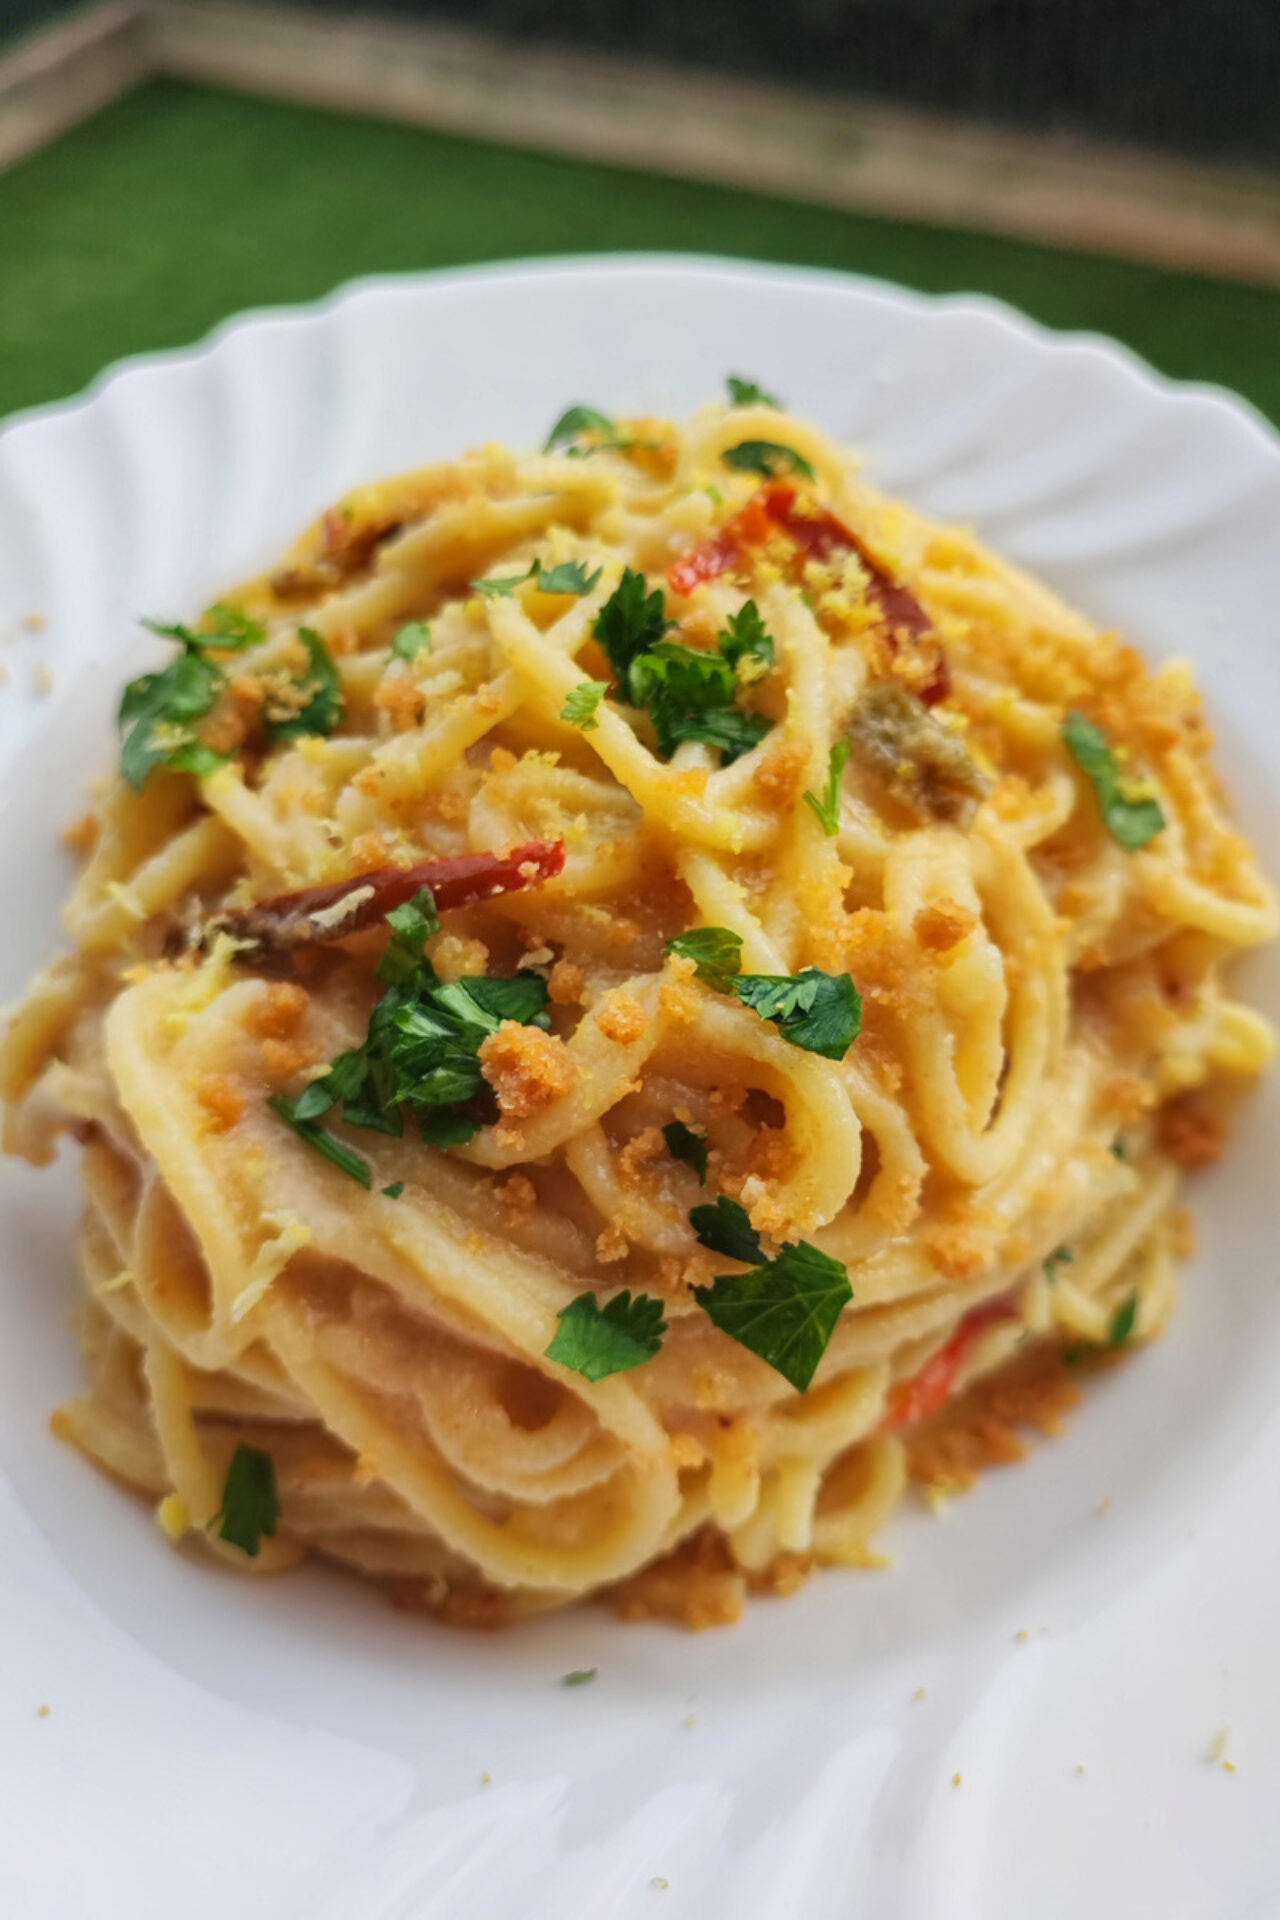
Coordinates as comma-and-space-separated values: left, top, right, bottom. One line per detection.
377, 887, 441, 987
1044, 1246, 1074, 1278
732, 968, 861, 1060
594, 568, 673, 683
269, 1093, 374, 1188
211, 1443, 280, 1557
536, 559, 603, 595
390, 620, 432, 660
561, 679, 609, 732
1107, 1292, 1139, 1347
1110, 1138, 1127, 1159
118, 605, 268, 789
665, 926, 743, 993
561, 1668, 598, 1687
382, 1181, 405, 1199
263, 628, 344, 743
717, 601, 774, 675
1061, 712, 1165, 851
593, 573, 774, 764
472, 558, 602, 598
802, 740, 851, 836
722, 440, 816, 482
662, 1119, 708, 1183
545, 1289, 668, 1381
689, 1194, 765, 1264
726, 376, 782, 409
690, 1196, 851, 1393
275, 894, 551, 1156
119, 647, 230, 790
544, 404, 622, 453
543, 405, 658, 457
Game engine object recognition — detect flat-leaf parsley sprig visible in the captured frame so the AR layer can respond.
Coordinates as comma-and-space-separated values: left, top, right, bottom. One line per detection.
546, 1289, 668, 1380
664, 929, 861, 1061
1061, 711, 1165, 851
689, 1196, 852, 1393
592, 571, 775, 765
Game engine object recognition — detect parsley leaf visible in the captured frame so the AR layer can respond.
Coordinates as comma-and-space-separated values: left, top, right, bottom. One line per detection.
594, 574, 772, 764
561, 679, 608, 731
629, 640, 738, 756
726, 376, 782, 409
665, 926, 743, 993
535, 559, 603, 595
269, 1092, 374, 1187
377, 887, 441, 987
211, 1443, 280, 1557
561, 1668, 598, 1687
546, 1289, 668, 1381
690, 1208, 852, 1393
391, 620, 432, 660
143, 605, 263, 652
119, 648, 229, 790
690, 1194, 763, 1264
594, 569, 673, 688
1107, 1292, 1139, 1347
264, 628, 343, 742
382, 1181, 405, 1198
717, 601, 774, 674
544, 404, 621, 452
803, 740, 851, 836
471, 568, 531, 599
733, 968, 861, 1059
1044, 1246, 1075, 1278
475, 557, 603, 600
722, 440, 816, 481
662, 1119, 708, 1183
291, 901, 552, 1153
1062, 712, 1165, 851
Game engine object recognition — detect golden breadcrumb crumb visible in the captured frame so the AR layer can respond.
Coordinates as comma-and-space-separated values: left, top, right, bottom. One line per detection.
193, 1074, 245, 1133
63, 810, 100, 856
906, 1344, 1080, 1492
261, 1037, 313, 1081
745, 1551, 813, 1599
608, 1528, 744, 1629
595, 1224, 630, 1263
924, 1222, 990, 1281
548, 959, 585, 1006
374, 676, 426, 730
253, 981, 309, 1038
350, 830, 392, 872
479, 1021, 576, 1117
596, 990, 648, 1045
1158, 1092, 1228, 1170
499, 1173, 537, 1217
751, 741, 808, 809
914, 900, 978, 954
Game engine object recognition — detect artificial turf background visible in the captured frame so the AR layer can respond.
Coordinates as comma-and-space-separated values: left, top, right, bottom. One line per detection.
2, 77, 1278, 427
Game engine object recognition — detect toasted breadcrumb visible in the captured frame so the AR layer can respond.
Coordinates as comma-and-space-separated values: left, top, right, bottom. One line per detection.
906, 1343, 1080, 1492
595, 1224, 630, 1263
745, 1551, 813, 1599
924, 1222, 990, 1282
1158, 1092, 1228, 1170
63, 810, 100, 856
548, 958, 585, 1006
479, 1021, 576, 1117
596, 990, 648, 1045
500, 1174, 537, 1217
253, 981, 309, 1038
914, 900, 978, 954
261, 1037, 313, 1081
193, 1074, 244, 1133
350, 830, 393, 872
374, 676, 426, 730
608, 1528, 744, 1629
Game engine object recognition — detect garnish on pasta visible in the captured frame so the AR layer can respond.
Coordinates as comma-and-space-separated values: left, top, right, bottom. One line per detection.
5, 395, 1274, 1630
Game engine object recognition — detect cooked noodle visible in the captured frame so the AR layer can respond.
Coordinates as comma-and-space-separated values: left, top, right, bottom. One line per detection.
3, 395, 1274, 1625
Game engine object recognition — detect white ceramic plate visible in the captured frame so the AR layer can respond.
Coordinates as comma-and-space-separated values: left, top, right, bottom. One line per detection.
2, 258, 1279, 1920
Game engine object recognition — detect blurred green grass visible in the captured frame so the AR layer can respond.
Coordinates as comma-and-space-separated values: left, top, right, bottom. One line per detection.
2, 77, 1279, 425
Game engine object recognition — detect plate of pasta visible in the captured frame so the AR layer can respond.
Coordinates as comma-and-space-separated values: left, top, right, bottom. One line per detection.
3, 256, 1280, 1920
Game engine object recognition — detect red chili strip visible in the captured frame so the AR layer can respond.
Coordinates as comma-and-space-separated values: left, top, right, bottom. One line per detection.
667, 480, 946, 700
881, 1297, 1020, 1431
215, 838, 566, 953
